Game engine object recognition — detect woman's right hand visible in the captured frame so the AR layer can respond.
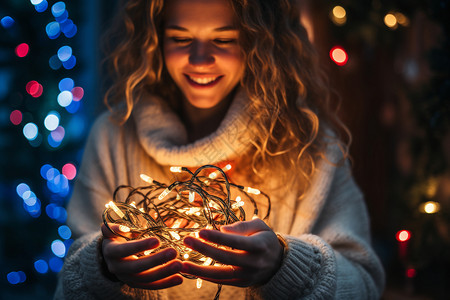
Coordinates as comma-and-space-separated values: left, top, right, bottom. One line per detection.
100, 224, 183, 289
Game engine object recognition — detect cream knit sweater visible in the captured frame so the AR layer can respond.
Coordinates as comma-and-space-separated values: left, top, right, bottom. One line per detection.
54, 92, 385, 299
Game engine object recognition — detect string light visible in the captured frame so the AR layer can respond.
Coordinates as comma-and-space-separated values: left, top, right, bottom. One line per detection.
103, 164, 270, 297
384, 13, 397, 29
330, 6, 347, 25
419, 201, 440, 214
396, 230, 411, 242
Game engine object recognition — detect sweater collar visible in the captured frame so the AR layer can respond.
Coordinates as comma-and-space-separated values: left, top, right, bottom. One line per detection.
133, 89, 255, 167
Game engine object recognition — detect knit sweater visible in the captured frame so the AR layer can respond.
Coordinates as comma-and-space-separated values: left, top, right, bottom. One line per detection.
54, 91, 385, 299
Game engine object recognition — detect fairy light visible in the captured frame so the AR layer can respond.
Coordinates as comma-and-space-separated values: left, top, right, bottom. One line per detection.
330, 46, 348, 66
196, 278, 203, 289
420, 201, 440, 214
384, 13, 397, 28
170, 166, 182, 173
330, 5, 347, 25
140, 174, 153, 184
396, 230, 411, 242
103, 164, 270, 297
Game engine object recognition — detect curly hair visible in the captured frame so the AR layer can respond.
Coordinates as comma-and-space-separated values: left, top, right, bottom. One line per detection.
102, 0, 350, 191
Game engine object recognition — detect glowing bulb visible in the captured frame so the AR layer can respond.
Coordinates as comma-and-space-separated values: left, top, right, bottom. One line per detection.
396, 230, 411, 242
119, 225, 130, 232
395, 12, 409, 26
170, 166, 182, 173
208, 171, 218, 179
106, 201, 125, 219
224, 164, 232, 171
183, 253, 190, 259
158, 188, 172, 200
130, 202, 136, 208
203, 257, 213, 265
144, 250, 153, 256
421, 201, 440, 214
189, 191, 195, 203
384, 13, 397, 28
140, 174, 153, 183
332, 6, 346, 19
169, 231, 181, 240
245, 187, 260, 195
196, 278, 203, 289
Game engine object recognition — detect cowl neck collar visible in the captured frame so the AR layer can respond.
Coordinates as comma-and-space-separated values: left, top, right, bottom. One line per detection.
133, 90, 255, 167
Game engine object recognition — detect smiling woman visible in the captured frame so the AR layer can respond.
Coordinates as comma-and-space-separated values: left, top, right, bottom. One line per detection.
54, 0, 385, 299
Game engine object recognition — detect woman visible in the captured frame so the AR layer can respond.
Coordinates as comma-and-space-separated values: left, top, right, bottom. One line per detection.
54, 0, 385, 298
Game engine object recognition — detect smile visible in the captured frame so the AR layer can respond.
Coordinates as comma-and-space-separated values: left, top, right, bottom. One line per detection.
184, 74, 223, 87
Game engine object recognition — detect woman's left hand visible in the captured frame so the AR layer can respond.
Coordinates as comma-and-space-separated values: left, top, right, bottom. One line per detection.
181, 217, 283, 287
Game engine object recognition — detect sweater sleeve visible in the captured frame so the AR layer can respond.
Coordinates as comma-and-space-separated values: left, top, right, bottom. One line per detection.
249, 160, 385, 299
54, 114, 160, 300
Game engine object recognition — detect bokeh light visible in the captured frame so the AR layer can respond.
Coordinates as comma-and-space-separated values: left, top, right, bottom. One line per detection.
71, 86, 84, 101
51, 2, 66, 18
16, 183, 30, 198
7, 271, 26, 284
331, 6, 347, 25
26, 80, 43, 98
49, 257, 63, 272
40, 164, 53, 180
58, 225, 72, 240
62, 163, 77, 180
46, 21, 61, 39
23, 122, 38, 140
57, 46, 72, 62
384, 13, 397, 28
57, 90, 73, 107
50, 126, 65, 143
34, 0, 49, 13
15, 43, 30, 58
62, 55, 76, 69
1, 16, 15, 28
44, 111, 60, 131
34, 259, 49, 274
65, 99, 81, 114
330, 46, 348, 66
396, 230, 411, 242
10, 110, 23, 125
49, 55, 62, 70
51, 240, 66, 258
59, 78, 74, 92
406, 268, 417, 278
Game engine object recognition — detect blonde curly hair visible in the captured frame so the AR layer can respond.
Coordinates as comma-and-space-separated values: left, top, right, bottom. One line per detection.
102, 0, 350, 191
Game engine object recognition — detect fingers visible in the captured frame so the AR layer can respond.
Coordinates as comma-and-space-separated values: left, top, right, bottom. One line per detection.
128, 274, 183, 290
103, 237, 160, 259
181, 262, 235, 280
110, 248, 179, 275
126, 259, 183, 283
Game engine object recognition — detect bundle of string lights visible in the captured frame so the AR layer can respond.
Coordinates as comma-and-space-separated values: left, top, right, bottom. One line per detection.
102, 164, 270, 298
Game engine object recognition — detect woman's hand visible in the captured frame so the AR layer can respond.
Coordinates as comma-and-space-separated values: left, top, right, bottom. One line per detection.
181, 218, 283, 287
100, 224, 183, 289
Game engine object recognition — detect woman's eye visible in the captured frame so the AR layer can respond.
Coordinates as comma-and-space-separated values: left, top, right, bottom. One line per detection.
214, 39, 236, 45
171, 37, 192, 44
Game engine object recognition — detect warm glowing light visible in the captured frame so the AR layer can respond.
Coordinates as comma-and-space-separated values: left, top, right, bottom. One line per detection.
384, 13, 397, 28
330, 46, 348, 66
158, 188, 172, 200
183, 253, 190, 259
208, 171, 218, 179
196, 278, 203, 289
420, 201, 440, 214
332, 6, 346, 19
140, 174, 154, 184
170, 166, 182, 173
15, 43, 30, 58
395, 12, 409, 26
189, 190, 195, 203
106, 201, 125, 219
396, 230, 411, 242
119, 225, 130, 233
224, 164, 232, 171
245, 187, 260, 195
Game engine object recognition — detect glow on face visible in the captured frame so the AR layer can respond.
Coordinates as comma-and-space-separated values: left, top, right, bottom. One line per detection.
163, 0, 244, 109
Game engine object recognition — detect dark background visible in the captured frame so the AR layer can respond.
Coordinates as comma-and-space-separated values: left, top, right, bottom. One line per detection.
0, 0, 449, 299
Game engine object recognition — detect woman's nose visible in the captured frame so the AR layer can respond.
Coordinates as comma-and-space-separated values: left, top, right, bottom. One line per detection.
189, 41, 215, 67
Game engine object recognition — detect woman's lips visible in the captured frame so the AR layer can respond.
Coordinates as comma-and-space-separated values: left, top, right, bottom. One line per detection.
184, 74, 223, 88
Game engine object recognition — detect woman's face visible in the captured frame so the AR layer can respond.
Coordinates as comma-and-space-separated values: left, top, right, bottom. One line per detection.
163, 0, 244, 109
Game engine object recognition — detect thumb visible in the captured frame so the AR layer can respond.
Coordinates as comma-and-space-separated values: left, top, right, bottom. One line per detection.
101, 223, 130, 240
221, 218, 269, 236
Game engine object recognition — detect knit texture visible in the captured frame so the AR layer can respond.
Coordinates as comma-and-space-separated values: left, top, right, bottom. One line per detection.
54, 92, 385, 299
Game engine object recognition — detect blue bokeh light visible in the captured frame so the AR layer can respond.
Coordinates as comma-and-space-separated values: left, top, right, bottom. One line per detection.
23, 191, 37, 206
7, 272, 20, 284
49, 257, 63, 272
57, 46, 72, 62
23, 198, 41, 218
51, 240, 66, 258
65, 99, 81, 114
1, 16, 15, 28
49, 55, 62, 70
34, 259, 49, 274
16, 183, 30, 198
35, 0, 49, 12
40, 164, 53, 180
59, 78, 74, 92
62, 55, 76, 70
58, 225, 72, 240
48, 134, 62, 148
55, 10, 69, 23
51, 2, 66, 18
50, 126, 65, 142
46, 168, 60, 181
46, 21, 60, 39
46, 204, 67, 222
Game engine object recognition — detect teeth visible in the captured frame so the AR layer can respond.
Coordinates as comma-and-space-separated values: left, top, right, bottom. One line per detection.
188, 76, 218, 85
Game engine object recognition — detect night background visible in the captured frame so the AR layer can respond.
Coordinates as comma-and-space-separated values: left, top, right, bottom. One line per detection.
0, 0, 449, 299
